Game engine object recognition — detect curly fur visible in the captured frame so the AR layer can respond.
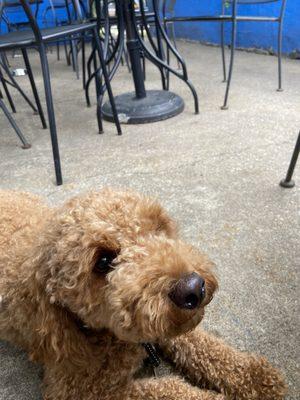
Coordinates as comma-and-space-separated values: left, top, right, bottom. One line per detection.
0, 189, 287, 399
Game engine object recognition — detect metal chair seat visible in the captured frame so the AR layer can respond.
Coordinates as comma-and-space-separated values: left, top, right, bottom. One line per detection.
0, 22, 97, 50
167, 15, 278, 22
0, 30, 34, 48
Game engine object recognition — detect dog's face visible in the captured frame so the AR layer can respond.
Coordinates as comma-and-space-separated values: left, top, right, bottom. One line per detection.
41, 190, 218, 343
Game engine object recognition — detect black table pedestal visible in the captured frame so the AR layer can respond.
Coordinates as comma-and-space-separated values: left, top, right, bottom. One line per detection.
102, 0, 184, 125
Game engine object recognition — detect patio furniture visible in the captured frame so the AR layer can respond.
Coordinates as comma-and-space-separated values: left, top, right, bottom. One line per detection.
0, 0, 121, 185
42, 0, 83, 73
0, 96, 31, 148
97, 0, 199, 125
0, 0, 47, 128
280, 131, 300, 188
162, 0, 287, 109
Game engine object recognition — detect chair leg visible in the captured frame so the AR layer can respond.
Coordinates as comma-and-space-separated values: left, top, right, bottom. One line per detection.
82, 34, 86, 90
21, 48, 47, 129
221, 21, 227, 82
64, 40, 71, 65
70, 37, 80, 79
57, 41, 60, 61
220, 2, 227, 83
38, 43, 63, 185
3, 52, 10, 68
165, 23, 170, 90
164, 21, 174, 90
154, 19, 167, 91
93, 28, 122, 135
280, 131, 300, 188
221, 12, 237, 110
1, 74, 16, 113
96, 90, 104, 135
92, 42, 103, 134
140, 25, 146, 81
277, 20, 284, 92
91, 42, 100, 115
123, 45, 131, 73
0, 97, 31, 149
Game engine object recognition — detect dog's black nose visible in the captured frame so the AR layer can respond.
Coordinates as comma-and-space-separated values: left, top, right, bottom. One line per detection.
169, 272, 205, 310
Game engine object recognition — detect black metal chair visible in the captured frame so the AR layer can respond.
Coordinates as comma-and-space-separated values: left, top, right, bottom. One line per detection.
0, 0, 45, 144
0, 0, 47, 127
162, 0, 287, 109
0, 0, 121, 185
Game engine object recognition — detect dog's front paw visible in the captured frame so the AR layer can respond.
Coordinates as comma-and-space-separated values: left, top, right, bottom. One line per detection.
246, 356, 287, 400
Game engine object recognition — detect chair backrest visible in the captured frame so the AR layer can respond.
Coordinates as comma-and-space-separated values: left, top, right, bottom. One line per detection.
228, 0, 281, 3
1, 0, 25, 13
161, 0, 176, 16
48, 0, 85, 19
0, 0, 44, 32
43, 0, 83, 26
19, 0, 43, 41
0, 0, 34, 30
0, 0, 75, 41
223, 0, 287, 19
1, 0, 85, 31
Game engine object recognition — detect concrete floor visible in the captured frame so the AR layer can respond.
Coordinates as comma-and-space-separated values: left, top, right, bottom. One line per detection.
0, 42, 299, 399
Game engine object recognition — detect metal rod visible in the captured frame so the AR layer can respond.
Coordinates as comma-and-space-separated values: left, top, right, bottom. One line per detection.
123, 0, 146, 99
93, 27, 122, 135
280, 132, 300, 188
21, 48, 47, 129
0, 97, 31, 149
38, 43, 63, 185
221, 0, 237, 110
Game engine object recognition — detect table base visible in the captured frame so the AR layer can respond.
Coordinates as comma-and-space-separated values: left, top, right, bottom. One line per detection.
102, 90, 184, 124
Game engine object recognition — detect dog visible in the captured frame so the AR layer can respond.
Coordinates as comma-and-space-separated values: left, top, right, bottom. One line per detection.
0, 189, 286, 400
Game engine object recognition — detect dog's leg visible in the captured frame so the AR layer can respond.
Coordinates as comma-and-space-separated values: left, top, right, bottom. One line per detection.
43, 368, 224, 400
160, 329, 287, 400
123, 376, 225, 400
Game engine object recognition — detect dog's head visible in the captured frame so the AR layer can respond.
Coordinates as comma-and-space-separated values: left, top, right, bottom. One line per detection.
37, 189, 218, 343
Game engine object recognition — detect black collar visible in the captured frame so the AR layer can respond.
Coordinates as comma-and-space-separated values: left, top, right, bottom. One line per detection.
142, 343, 161, 367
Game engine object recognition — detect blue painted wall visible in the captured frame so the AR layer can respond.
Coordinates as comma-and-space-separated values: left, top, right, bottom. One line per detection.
169, 0, 300, 56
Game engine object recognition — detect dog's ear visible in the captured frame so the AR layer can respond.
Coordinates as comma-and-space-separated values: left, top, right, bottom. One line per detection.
23, 220, 94, 365
137, 199, 178, 238
29, 288, 94, 365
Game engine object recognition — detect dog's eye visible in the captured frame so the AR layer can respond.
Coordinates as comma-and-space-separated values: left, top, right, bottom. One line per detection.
94, 250, 117, 274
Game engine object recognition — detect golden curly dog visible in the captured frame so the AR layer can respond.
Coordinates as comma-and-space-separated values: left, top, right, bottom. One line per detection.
0, 189, 286, 400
